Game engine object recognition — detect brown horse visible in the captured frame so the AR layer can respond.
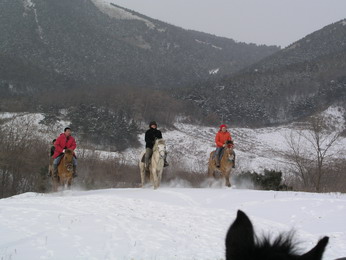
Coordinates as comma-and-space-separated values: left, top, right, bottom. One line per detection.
208, 145, 234, 187
51, 149, 74, 191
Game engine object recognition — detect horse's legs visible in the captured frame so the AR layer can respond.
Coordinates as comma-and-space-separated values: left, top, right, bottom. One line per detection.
157, 169, 163, 188
52, 177, 58, 192
224, 171, 231, 187
140, 163, 146, 187
67, 178, 72, 189
207, 165, 214, 178
151, 167, 159, 189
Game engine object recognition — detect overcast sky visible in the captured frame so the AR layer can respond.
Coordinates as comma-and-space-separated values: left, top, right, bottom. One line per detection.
113, 0, 346, 47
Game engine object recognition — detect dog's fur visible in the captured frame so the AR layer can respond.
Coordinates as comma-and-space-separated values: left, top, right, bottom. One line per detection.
225, 210, 329, 260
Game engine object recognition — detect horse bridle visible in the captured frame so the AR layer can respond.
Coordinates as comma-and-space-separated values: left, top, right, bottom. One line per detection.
225, 148, 234, 162
154, 145, 166, 159
65, 162, 73, 172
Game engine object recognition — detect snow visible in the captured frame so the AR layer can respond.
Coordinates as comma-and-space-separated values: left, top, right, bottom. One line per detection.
0, 112, 69, 144
211, 45, 222, 50
321, 106, 346, 132
90, 0, 156, 29
1, 106, 346, 259
23, 0, 34, 12
0, 188, 345, 259
195, 39, 223, 50
22, 0, 45, 42
209, 68, 220, 75
340, 20, 346, 26
287, 42, 300, 50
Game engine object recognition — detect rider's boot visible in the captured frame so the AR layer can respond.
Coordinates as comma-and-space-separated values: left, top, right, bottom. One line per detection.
232, 159, 235, 168
53, 165, 58, 178
164, 159, 169, 167
73, 165, 78, 178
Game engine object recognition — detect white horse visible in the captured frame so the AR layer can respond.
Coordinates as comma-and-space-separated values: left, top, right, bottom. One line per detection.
139, 139, 166, 189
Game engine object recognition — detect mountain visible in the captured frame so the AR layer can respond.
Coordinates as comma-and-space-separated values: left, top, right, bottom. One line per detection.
0, 0, 279, 97
181, 19, 346, 126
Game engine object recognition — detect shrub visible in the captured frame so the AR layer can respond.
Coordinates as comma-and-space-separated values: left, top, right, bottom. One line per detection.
233, 169, 287, 191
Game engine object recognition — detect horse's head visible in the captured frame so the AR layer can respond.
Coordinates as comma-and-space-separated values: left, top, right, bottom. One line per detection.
63, 149, 74, 172
226, 210, 329, 260
225, 140, 234, 147
154, 139, 166, 158
224, 147, 234, 162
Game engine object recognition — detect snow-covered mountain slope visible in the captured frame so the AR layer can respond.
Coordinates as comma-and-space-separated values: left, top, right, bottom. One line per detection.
90, 0, 156, 29
1, 105, 345, 176
93, 105, 346, 175
0, 188, 345, 259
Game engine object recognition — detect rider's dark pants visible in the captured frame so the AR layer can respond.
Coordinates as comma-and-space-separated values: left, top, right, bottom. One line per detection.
215, 147, 224, 162
145, 148, 153, 167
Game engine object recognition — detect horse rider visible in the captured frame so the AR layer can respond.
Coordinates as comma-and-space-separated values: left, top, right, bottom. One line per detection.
47, 139, 56, 177
52, 127, 78, 178
50, 139, 56, 157
145, 121, 169, 171
215, 124, 235, 168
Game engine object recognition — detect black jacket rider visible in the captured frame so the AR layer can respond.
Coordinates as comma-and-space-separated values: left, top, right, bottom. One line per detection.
145, 127, 162, 149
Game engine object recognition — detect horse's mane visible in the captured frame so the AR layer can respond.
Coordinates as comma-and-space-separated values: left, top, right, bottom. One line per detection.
254, 232, 299, 257
155, 139, 165, 145
65, 149, 73, 154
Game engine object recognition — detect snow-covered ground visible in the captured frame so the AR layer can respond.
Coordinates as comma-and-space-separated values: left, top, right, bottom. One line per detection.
0, 188, 345, 259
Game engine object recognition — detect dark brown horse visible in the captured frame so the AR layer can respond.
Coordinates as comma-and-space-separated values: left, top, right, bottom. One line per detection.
208, 145, 234, 187
226, 210, 329, 260
51, 149, 74, 191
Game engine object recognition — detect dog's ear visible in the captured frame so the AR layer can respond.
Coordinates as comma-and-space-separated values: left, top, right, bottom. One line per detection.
225, 210, 255, 260
299, 237, 329, 260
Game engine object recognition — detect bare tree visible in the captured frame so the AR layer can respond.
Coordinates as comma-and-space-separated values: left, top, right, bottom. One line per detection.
0, 115, 48, 198
284, 116, 343, 192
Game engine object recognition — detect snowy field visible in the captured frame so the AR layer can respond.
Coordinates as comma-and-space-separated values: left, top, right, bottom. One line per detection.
0, 188, 345, 260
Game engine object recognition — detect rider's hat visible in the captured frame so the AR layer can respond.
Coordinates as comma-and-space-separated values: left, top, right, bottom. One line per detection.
149, 121, 157, 127
219, 124, 227, 129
